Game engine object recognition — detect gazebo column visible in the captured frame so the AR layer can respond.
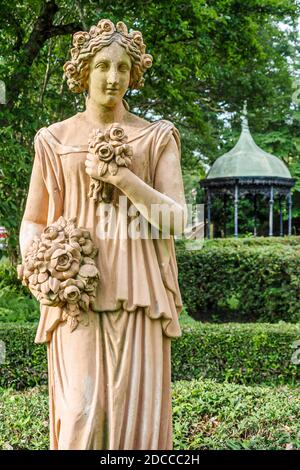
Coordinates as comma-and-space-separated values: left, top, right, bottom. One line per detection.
207, 189, 211, 239
287, 191, 292, 236
223, 193, 227, 238
253, 194, 257, 237
234, 184, 239, 238
269, 186, 274, 237
279, 195, 283, 236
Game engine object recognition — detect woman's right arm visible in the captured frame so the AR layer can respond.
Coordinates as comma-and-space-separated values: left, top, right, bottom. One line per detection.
19, 141, 49, 261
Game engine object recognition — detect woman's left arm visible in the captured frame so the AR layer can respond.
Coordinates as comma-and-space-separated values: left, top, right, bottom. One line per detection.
85, 135, 188, 236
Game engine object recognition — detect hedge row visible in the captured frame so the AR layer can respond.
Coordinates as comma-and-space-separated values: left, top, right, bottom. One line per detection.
1, 321, 299, 389
202, 236, 300, 247
172, 322, 300, 385
1, 380, 300, 450
176, 243, 300, 322
2, 238, 300, 325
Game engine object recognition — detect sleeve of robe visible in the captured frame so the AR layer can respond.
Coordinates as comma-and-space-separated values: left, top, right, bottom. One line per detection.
150, 120, 185, 338
22, 128, 65, 343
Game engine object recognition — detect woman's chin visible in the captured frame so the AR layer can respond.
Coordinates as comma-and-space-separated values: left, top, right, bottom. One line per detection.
98, 97, 121, 108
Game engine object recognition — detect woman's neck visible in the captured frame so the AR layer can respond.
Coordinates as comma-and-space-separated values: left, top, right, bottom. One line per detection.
84, 98, 127, 129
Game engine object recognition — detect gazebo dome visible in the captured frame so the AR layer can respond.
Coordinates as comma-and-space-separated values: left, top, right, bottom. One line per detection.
200, 103, 296, 238
207, 116, 292, 179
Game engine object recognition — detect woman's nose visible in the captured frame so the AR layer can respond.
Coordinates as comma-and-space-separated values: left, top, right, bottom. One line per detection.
107, 67, 119, 85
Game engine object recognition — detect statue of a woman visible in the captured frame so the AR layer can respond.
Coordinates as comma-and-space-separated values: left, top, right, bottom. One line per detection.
19, 19, 187, 450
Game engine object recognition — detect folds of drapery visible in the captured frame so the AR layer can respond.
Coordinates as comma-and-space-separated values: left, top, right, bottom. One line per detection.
47, 308, 173, 450
27, 121, 183, 344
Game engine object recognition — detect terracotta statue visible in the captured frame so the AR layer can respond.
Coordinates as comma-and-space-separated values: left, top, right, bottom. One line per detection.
19, 19, 187, 450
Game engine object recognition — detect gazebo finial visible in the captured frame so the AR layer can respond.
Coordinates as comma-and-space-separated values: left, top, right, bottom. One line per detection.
241, 100, 249, 131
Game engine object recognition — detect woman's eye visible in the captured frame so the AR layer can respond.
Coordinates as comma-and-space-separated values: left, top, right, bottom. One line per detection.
97, 63, 107, 70
119, 66, 129, 72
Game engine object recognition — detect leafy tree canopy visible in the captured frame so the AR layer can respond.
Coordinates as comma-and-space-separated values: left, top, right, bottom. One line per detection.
0, 0, 299, 257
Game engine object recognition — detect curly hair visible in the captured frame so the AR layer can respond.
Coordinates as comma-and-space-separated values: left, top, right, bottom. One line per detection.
63, 19, 153, 94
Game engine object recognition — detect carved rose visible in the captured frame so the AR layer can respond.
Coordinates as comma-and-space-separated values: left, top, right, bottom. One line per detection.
106, 124, 126, 142
132, 32, 143, 46
73, 31, 90, 48
94, 142, 114, 162
49, 246, 80, 281
115, 144, 133, 167
97, 19, 115, 34
63, 285, 81, 304
88, 129, 105, 150
64, 63, 77, 76
142, 54, 153, 69
78, 264, 99, 292
43, 226, 59, 240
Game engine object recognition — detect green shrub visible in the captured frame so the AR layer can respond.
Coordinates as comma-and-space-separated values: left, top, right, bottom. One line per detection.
1, 322, 299, 389
0, 259, 29, 296
203, 236, 300, 247
1, 381, 299, 450
172, 322, 300, 385
177, 242, 300, 322
0, 325, 47, 389
0, 387, 49, 450
0, 259, 39, 323
0, 289, 39, 324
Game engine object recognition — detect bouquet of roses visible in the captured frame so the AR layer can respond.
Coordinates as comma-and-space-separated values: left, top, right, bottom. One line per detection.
17, 216, 100, 332
88, 122, 133, 203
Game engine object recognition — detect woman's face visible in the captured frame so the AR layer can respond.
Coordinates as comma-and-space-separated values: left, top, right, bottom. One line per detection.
88, 41, 131, 108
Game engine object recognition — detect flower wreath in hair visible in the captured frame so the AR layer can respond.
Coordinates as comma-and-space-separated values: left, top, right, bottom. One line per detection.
63, 19, 153, 94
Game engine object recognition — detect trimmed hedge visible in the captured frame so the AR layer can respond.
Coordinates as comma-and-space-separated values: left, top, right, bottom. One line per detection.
1, 321, 299, 389
1, 380, 300, 450
0, 324, 47, 389
177, 242, 300, 322
172, 322, 300, 385
203, 236, 300, 247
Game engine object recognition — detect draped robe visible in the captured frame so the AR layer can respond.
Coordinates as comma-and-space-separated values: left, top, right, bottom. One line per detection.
24, 118, 183, 450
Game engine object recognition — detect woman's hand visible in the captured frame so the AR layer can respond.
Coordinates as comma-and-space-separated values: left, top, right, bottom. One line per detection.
85, 152, 129, 188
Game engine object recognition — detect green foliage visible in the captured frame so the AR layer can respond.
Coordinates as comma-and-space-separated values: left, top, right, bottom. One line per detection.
172, 380, 300, 450
202, 235, 300, 247
0, 387, 49, 450
177, 240, 300, 322
0, 258, 30, 295
1, 381, 299, 450
172, 322, 300, 385
0, 325, 47, 390
0, 293, 39, 324
1, 321, 299, 389
0, 259, 39, 323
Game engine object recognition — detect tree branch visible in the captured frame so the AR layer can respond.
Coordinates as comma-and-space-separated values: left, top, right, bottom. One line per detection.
5, 0, 81, 111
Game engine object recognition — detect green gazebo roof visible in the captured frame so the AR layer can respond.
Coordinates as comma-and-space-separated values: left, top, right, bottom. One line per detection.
207, 111, 292, 179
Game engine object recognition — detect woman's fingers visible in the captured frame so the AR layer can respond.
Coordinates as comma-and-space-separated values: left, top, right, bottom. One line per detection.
85, 159, 93, 168
86, 152, 95, 161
